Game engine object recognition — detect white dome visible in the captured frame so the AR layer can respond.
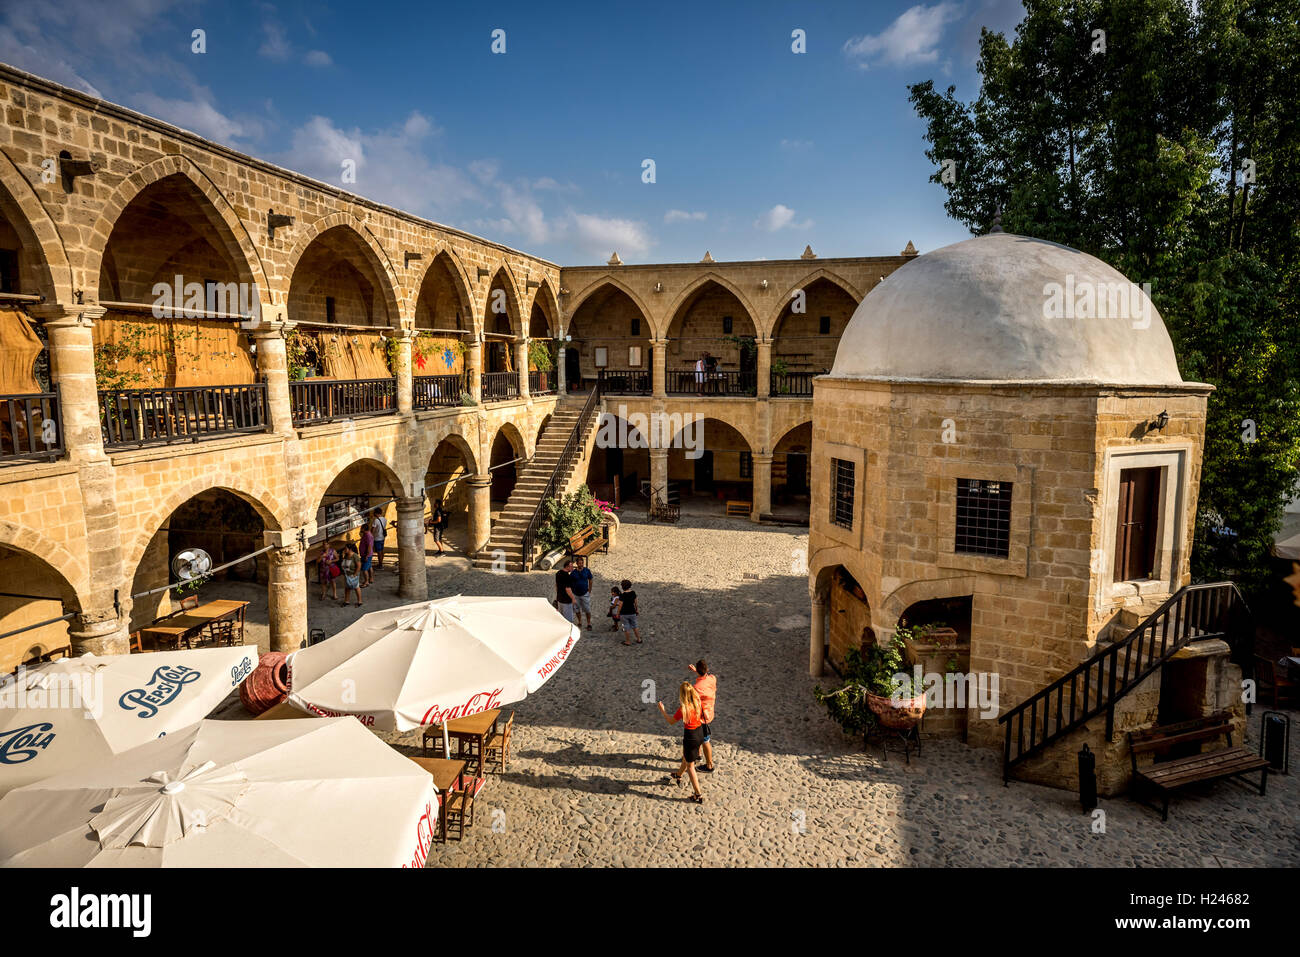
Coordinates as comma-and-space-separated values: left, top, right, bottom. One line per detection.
830, 233, 1185, 384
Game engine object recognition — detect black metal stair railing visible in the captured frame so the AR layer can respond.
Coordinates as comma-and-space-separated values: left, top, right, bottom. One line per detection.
998, 582, 1251, 782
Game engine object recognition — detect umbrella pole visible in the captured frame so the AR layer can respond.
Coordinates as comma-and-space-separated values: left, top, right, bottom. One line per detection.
442, 723, 450, 760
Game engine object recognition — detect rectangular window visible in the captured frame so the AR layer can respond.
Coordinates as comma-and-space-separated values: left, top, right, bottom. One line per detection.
630, 316, 640, 337
955, 479, 1012, 557
722, 315, 733, 334
819, 315, 831, 335
1114, 467, 1161, 582
739, 451, 753, 479
831, 458, 855, 529
325, 296, 337, 324
0, 249, 18, 293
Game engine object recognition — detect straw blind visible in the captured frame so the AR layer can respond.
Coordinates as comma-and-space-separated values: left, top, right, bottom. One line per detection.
94, 312, 255, 388
0, 307, 43, 395
317, 329, 391, 380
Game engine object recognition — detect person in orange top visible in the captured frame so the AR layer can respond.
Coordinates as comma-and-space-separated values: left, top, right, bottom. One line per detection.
657, 682, 705, 804
689, 659, 717, 773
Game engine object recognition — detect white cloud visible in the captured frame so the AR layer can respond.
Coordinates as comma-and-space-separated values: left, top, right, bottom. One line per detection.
843, 2, 961, 69
566, 213, 652, 257
755, 204, 812, 232
664, 209, 707, 223
258, 21, 292, 61
779, 138, 814, 151
132, 91, 252, 145
304, 49, 333, 67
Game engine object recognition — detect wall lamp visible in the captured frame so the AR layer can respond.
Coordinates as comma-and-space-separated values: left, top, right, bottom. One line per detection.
1149, 410, 1170, 433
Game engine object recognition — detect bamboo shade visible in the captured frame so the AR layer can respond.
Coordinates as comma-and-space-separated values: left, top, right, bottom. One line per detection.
0, 307, 43, 394
93, 311, 255, 388
413, 336, 463, 375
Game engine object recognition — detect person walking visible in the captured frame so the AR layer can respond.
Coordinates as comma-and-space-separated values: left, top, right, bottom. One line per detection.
430, 502, 447, 556
570, 555, 594, 629
370, 509, 389, 571
318, 542, 340, 602
359, 522, 375, 587
340, 544, 362, 607
657, 682, 705, 804
689, 660, 717, 773
617, 579, 640, 645
555, 558, 578, 624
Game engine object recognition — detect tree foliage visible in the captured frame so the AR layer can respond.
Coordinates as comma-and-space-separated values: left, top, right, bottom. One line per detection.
908, 0, 1300, 592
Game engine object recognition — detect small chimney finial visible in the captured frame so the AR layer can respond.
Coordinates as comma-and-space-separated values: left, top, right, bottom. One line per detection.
988, 206, 1004, 234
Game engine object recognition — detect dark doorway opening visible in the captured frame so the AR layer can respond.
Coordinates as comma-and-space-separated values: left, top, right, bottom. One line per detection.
694, 450, 714, 493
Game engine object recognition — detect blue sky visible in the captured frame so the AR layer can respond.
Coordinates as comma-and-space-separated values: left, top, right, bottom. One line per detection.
1, 0, 1024, 264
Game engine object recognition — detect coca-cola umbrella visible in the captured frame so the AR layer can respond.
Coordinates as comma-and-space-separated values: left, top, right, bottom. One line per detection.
282, 595, 580, 756
0, 645, 257, 798
0, 717, 438, 867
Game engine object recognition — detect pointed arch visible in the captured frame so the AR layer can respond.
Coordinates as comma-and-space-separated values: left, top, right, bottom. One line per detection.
565, 275, 653, 337
528, 278, 560, 337
767, 268, 863, 339
305, 449, 410, 518
0, 149, 73, 304
411, 246, 475, 331
481, 264, 524, 336
663, 271, 760, 340
283, 212, 405, 323
0, 520, 87, 606
81, 154, 269, 301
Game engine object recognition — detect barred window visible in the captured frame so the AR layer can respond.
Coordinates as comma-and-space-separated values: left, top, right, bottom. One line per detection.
819, 315, 831, 335
955, 479, 1013, 557
739, 451, 753, 478
831, 458, 855, 529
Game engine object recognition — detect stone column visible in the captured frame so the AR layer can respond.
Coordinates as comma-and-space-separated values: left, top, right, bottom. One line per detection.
36, 303, 131, 656
467, 474, 492, 555
266, 532, 307, 653
556, 345, 567, 394
248, 312, 295, 436
396, 496, 428, 600
751, 451, 773, 523
466, 338, 483, 402
394, 327, 414, 415
809, 591, 828, 676
651, 338, 667, 398
756, 338, 773, 398
516, 338, 530, 399
650, 447, 669, 506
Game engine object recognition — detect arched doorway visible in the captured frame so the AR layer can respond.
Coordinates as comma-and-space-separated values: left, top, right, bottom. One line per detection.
587, 412, 651, 506
773, 422, 812, 522
897, 595, 973, 737
0, 544, 79, 672
489, 423, 526, 506
527, 281, 558, 395
826, 565, 873, 675
424, 433, 478, 554
312, 458, 405, 596
667, 416, 752, 513
666, 280, 759, 396
566, 283, 651, 394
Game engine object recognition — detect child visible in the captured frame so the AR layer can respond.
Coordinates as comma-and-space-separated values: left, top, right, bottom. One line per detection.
606, 585, 622, 631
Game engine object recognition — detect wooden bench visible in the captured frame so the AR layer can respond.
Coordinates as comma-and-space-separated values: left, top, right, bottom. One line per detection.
1128, 712, 1268, 820
725, 500, 752, 517
568, 524, 607, 560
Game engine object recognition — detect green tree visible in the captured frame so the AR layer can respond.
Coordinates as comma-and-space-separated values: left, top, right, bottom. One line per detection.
908, 0, 1300, 592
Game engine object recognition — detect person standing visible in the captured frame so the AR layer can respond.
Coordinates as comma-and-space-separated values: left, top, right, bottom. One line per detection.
431, 502, 447, 556
555, 558, 578, 624
617, 579, 640, 645
359, 522, 375, 587
340, 544, 362, 607
570, 555, 594, 629
694, 353, 705, 396
657, 683, 705, 804
370, 509, 389, 571
318, 542, 340, 602
689, 660, 717, 773
606, 585, 623, 631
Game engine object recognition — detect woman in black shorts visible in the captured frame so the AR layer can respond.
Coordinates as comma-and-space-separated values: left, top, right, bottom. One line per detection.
657, 682, 705, 804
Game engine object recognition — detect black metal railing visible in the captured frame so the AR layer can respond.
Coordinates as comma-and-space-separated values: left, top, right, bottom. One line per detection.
100, 384, 269, 449
998, 582, 1250, 782
413, 374, 464, 410
770, 371, 818, 396
290, 377, 397, 426
1, 390, 63, 463
667, 370, 756, 396
528, 371, 556, 396
600, 369, 652, 395
481, 371, 520, 402
521, 375, 604, 569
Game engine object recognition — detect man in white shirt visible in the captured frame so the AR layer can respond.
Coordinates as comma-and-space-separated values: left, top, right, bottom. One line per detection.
370, 510, 389, 571
695, 354, 705, 395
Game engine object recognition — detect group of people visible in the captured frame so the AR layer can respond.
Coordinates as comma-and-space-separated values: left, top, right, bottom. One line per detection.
317, 509, 391, 607
693, 351, 720, 395
657, 660, 717, 804
553, 557, 642, 645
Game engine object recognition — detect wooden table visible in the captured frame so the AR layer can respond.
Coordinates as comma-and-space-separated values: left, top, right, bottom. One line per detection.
409, 757, 468, 843
141, 599, 249, 650
422, 709, 500, 775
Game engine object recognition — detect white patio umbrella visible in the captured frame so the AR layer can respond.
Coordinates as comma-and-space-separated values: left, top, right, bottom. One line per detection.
1274, 511, 1300, 560
0, 717, 438, 867
283, 595, 580, 756
0, 645, 257, 798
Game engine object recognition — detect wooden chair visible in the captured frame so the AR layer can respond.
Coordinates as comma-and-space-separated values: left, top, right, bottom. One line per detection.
179, 595, 200, 611
484, 711, 514, 773
442, 777, 484, 840
208, 619, 238, 647
1254, 655, 1299, 708
128, 631, 151, 654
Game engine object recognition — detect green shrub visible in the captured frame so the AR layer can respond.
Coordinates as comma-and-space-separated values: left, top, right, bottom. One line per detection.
537, 485, 606, 554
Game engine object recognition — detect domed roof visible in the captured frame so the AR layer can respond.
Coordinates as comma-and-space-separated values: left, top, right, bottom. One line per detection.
830, 233, 1185, 385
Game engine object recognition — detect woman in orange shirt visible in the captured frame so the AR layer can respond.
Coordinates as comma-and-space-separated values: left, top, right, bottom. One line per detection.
658, 682, 705, 804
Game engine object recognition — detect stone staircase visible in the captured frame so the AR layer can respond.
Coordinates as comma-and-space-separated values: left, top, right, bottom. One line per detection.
471, 399, 598, 571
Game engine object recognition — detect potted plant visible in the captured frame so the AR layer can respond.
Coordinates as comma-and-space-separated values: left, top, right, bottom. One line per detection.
814, 630, 928, 744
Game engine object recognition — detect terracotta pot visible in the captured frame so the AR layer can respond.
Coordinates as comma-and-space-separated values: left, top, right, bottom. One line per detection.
867, 691, 926, 731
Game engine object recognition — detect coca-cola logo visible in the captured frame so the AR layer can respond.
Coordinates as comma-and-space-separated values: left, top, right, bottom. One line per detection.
536, 635, 576, 680
403, 800, 436, 869
420, 688, 503, 727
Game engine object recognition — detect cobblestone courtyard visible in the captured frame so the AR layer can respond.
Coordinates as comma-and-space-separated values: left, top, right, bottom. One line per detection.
218, 515, 1299, 867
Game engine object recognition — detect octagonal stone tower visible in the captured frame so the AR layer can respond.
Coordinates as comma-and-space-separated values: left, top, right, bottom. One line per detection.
807, 232, 1220, 782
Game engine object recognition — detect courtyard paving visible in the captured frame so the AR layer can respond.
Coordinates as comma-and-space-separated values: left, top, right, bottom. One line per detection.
215, 513, 1300, 867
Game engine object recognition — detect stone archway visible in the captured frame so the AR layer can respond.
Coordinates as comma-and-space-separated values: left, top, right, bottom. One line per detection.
0, 535, 85, 671
0, 149, 74, 304
565, 281, 652, 392
664, 276, 760, 395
